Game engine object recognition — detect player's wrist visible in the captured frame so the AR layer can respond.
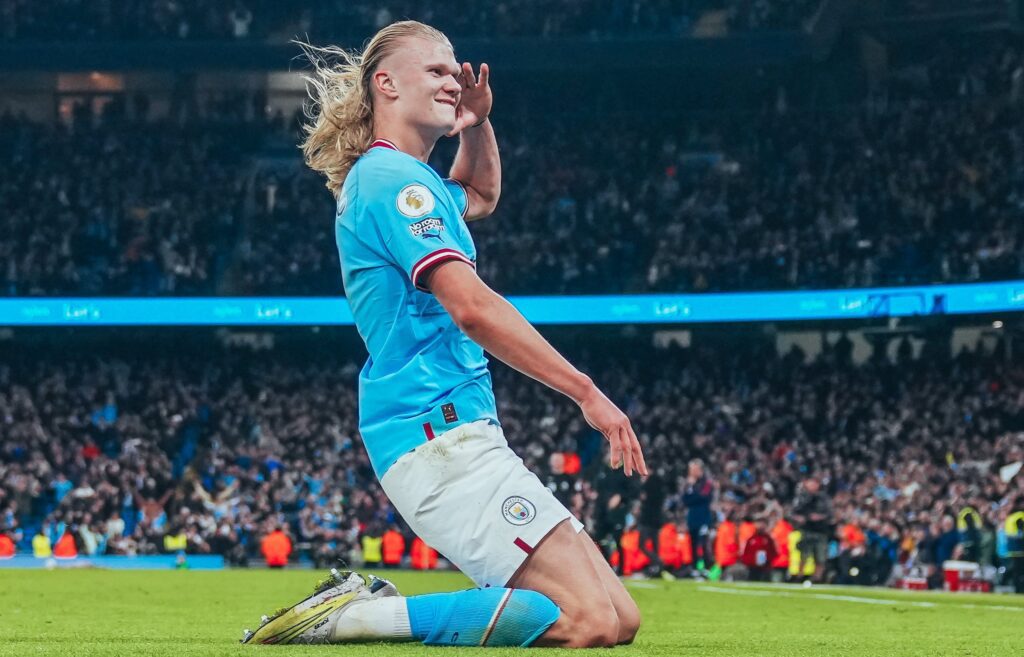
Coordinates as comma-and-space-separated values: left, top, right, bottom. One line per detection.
470, 115, 489, 128
570, 374, 599, 406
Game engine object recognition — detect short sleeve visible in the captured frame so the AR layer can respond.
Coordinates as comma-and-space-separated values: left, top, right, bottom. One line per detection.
443, 178, 469, 218
368, 173, 474, 291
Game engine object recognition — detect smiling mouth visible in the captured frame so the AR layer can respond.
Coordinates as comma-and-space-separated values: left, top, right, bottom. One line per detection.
435, 99, 457, 107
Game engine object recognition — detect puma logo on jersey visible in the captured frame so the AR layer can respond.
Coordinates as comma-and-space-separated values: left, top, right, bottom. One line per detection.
409, 217, 445, 241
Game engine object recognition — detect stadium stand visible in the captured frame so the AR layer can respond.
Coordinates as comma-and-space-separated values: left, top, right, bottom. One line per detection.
3, 31, 1023, 296
0, 99, 286, 296
0, 1, 819, 42
1, 334, 1021, 587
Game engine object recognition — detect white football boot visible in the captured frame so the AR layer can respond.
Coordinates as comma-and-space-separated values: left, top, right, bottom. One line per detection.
241, 569, 402, 645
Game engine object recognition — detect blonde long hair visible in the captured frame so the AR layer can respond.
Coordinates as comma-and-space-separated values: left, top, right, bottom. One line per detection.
298, 21, 452, 197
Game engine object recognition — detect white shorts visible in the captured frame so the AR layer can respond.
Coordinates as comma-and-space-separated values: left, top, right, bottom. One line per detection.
380, 420, 584, 588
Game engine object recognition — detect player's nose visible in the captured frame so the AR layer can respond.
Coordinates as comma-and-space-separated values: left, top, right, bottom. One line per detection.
442, 76, 461, 95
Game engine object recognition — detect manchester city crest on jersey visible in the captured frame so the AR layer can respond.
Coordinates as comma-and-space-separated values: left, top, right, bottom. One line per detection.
396, 183, 435, 218
409, 217, 445, 241
501, 496, 536, 526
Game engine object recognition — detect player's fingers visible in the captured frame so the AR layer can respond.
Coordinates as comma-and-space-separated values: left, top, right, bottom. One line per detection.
606, 430, 622, 469
478, 63, 489, 87
462, 62, 477, 87
619, 426, 634, 477
445, 117, 466, 138
627, 422, 648, 476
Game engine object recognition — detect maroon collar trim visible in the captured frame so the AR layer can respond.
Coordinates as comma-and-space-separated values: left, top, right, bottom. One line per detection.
370, 139, 398, 151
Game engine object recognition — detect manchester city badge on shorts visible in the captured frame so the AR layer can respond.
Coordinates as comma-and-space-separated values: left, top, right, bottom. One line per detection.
501, 496, 536, 525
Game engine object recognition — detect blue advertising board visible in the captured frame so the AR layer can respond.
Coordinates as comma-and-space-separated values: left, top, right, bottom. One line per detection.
1, 280, 1022, 326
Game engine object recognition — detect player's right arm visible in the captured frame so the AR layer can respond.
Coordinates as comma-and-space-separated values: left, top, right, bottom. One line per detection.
426, 261, 648, 477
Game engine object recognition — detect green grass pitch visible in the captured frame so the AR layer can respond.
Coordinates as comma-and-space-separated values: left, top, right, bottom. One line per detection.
1, 569, 1021, 656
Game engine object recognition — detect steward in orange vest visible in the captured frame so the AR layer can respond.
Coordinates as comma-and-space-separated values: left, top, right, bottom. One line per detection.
53, 530, 78, 559
616, 529, 651, 576
714, 519, 738, 568
261, 527, 292, 568
658, 522, 682, 570
382, 527, 405, 568
410, 537, 438, 570
840, 523, 866, 550
678, 529, 693, 566
770, 518, 793, 569
0, 533, 14, 558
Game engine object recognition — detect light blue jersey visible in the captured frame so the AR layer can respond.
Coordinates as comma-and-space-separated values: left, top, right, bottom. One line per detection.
336, 139, 499, 478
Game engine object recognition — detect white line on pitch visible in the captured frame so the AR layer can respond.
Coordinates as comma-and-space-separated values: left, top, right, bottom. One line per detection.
697, 585, 1023, 612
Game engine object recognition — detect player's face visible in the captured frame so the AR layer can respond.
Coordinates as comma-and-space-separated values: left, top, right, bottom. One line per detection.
387, 37, 461, 136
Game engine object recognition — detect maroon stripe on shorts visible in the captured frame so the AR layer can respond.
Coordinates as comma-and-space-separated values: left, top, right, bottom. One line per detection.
422, 423, 436, 440
514, 537, 534, 554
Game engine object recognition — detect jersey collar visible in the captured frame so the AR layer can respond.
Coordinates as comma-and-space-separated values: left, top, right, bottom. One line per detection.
370, 138, 399, 151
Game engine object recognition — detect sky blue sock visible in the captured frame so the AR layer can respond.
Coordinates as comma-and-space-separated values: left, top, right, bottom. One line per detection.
406, 588, 559, 647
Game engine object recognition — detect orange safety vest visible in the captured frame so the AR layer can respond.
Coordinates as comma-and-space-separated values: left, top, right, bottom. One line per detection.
658, 523, 681, 569
678, 530, 693, 565
617, 530, 651, 576
738, 521, 756, 550
411, 537, 438, 570
0, 534, 14, 558
53, 531, 78, 559
714, 521, 738, 567
842, 523, 866, 549
261, 530, 292, 567
382, 530, 405, 565
619, 530, 638, 575
770, 519, 793, 568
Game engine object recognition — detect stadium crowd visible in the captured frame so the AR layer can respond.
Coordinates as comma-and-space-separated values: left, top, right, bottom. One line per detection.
0, 95, 287, 296
0, 0, 817, 42
252, 31, 1024, 296
1, 336, 1022, 589
3, 32, 1023, 297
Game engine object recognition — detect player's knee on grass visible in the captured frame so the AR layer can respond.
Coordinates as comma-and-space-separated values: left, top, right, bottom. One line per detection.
616, 597, 642, 645
562, 601, 620, 648
408, 587, 559, 647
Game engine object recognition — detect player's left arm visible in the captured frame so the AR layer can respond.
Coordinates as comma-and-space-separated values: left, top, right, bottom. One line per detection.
447, 63, 500, 221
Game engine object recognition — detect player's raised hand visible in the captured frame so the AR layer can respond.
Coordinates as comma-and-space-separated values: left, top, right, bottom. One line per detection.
446, 62, 492, 137
577, 387, 648, 477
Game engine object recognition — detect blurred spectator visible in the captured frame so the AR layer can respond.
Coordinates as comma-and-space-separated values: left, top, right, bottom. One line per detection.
261, 525, 292, 568
32, 529, 51, 558
410, 537, 439, 571
53, 528, 78, 558
792, 476, 832, 582
1007, 511, 1024, 592
637, 470, 667, 576
382, 524, 405, 569
361, 524, 383, 568
683, 459, 715, 570
934, 515, 960, 564
740, 517, 777, 581
0, 531, 14, 558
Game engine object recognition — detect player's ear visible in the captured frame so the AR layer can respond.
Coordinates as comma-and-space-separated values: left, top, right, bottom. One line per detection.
372, 70, 399, 99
